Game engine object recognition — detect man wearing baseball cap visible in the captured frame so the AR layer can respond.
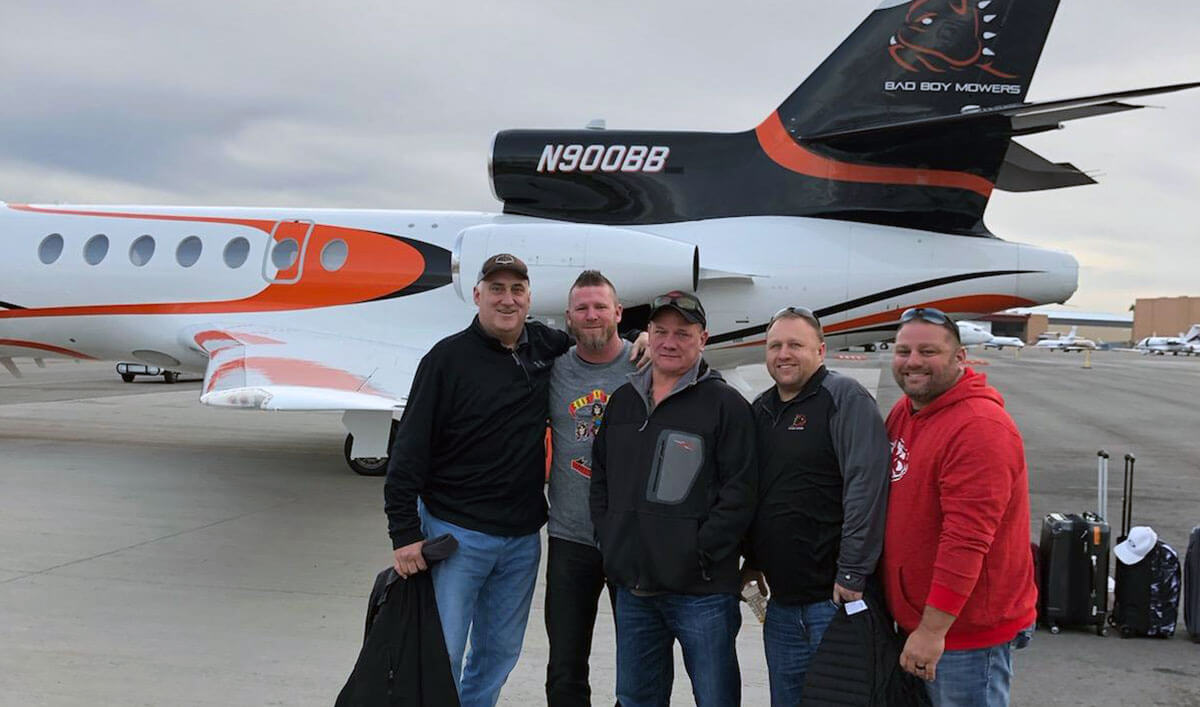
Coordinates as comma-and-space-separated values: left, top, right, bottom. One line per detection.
590, 291, 759, 706
384, 253, 570, 706
880, 307, 1037, 706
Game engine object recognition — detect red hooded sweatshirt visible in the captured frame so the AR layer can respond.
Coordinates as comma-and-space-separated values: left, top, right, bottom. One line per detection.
881, 367, 1037, 651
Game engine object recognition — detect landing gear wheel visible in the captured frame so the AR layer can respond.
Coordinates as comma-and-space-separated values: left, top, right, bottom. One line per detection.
163, 371, 179, 384
121, 373, 136, 383
344, 420, 400, 477
1098, 625, 1108, 637
879, 342, 889, 350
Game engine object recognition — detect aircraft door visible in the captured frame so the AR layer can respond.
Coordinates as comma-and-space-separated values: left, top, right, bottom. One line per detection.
261, 219, 316, 284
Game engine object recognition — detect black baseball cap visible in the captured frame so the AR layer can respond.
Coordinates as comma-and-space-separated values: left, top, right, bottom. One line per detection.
649, 291, 706, 328
478, 253, 529, 282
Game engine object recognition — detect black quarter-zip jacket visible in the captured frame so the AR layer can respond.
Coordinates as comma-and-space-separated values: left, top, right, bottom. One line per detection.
590, 359, 758, 595
385, 317, 569, 548
746, 365, 890, 605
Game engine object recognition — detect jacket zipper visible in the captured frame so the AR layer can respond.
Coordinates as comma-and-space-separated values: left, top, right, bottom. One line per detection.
512, 350, 532, 390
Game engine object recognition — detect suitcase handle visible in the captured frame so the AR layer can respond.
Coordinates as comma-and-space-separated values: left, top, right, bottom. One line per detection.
1121, 453, 1136, 538
1097, 450, 1109, 522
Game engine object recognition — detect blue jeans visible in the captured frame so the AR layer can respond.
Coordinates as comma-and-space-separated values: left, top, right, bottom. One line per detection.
421, 507, 541, 707
762, 598, 839, 706
925, 627, 1033, 707
613, 587, 741, 707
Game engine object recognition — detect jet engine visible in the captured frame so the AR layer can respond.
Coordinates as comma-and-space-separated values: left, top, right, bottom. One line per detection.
452, 223, 698, 315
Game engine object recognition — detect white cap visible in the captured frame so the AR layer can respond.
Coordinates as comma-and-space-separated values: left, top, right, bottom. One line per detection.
1114, 526, 1158, 565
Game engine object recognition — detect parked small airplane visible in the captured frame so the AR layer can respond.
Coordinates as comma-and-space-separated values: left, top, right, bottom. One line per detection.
1035, 326, 1097, 352
1141, 324, 1200, 355
1135, 334, 1187, 355
1, 0, 1195, 473
983, 335, 1026, 350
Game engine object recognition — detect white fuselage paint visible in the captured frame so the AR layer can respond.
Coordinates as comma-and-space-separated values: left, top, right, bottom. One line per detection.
0, 204, 1078, 378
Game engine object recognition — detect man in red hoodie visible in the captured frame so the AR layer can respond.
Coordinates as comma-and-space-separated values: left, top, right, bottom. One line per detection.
881, 307, 1037, 707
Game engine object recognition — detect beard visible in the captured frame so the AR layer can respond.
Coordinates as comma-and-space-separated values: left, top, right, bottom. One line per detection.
893, 366, 960, 406
571, 322, 617, 352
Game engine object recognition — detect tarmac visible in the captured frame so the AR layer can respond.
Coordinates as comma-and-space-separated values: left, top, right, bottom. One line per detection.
0, 348, 1198, 706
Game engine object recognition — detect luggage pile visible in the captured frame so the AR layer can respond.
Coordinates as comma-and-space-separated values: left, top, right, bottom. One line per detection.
1036, 451, 1200, 641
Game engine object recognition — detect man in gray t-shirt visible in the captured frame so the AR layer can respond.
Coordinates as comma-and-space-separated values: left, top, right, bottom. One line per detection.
545, 270, 637, 707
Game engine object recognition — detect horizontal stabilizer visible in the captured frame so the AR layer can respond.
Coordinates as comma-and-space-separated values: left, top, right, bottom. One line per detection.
803, 82, 1200, 142
995, 141, 1095, 192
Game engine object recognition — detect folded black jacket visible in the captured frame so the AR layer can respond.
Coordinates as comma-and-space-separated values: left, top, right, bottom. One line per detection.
335, 535, 460, 707
801, 590, 930, 707
590, 359, 758, 595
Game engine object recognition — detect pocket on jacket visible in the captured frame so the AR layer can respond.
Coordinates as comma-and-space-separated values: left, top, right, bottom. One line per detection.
646, 430, 704, 505
896, 564, 928, 615
643, 516, 702, 589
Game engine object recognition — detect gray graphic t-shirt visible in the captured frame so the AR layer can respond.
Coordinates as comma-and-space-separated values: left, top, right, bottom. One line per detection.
547, 341, 636, 546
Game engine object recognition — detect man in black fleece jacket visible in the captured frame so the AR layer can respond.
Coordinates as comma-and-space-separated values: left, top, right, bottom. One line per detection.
590, 291, 758, 707
742, 306, 889, 706
384, 254, 569, 707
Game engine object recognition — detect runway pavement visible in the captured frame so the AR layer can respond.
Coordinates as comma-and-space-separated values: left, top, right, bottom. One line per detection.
1, 350, 1198, 705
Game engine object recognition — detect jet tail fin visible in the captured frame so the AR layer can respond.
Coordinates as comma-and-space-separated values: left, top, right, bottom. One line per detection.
1184, 324, 1200, 343
774, 0, 1060, 139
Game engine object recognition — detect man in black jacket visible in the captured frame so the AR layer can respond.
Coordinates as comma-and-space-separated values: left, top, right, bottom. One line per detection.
742, 306, 890, 706
590, 291, 758, 707
384, 253, 570, 707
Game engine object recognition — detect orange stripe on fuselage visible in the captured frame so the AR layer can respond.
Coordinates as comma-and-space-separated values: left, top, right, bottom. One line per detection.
754, 112, 995, 198
0, 338, 98, 359
714, 293, 1034, 350
1, 205, 431, 319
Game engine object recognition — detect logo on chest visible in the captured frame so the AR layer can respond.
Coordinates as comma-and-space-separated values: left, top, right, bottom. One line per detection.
788, 414, 807, 431
890, 438, 909, 483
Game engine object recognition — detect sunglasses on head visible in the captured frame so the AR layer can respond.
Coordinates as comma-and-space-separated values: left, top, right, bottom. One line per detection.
652, 292, 702, 312
900, 307, 961, 342
769, 306, 822, 330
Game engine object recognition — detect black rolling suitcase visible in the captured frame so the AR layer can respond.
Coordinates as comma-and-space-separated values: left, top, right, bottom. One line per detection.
1186, 525, 1200, 642
1109, 454, 1181, 638
1038, 451, 1111, 636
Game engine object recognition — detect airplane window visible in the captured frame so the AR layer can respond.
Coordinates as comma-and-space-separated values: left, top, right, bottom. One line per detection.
177, 236, 202, 267
272, 238, 299, 270
84, 234, 109, 265
129, 235, 156, 267
38, 234, 64, 264
224, 237, 250, 268
320, 239, 348, 272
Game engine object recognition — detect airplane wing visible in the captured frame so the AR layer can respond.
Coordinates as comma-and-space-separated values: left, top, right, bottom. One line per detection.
191, 325, 435, 457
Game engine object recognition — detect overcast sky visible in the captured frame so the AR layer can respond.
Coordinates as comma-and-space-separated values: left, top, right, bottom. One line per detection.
2, 1, 1196, 314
